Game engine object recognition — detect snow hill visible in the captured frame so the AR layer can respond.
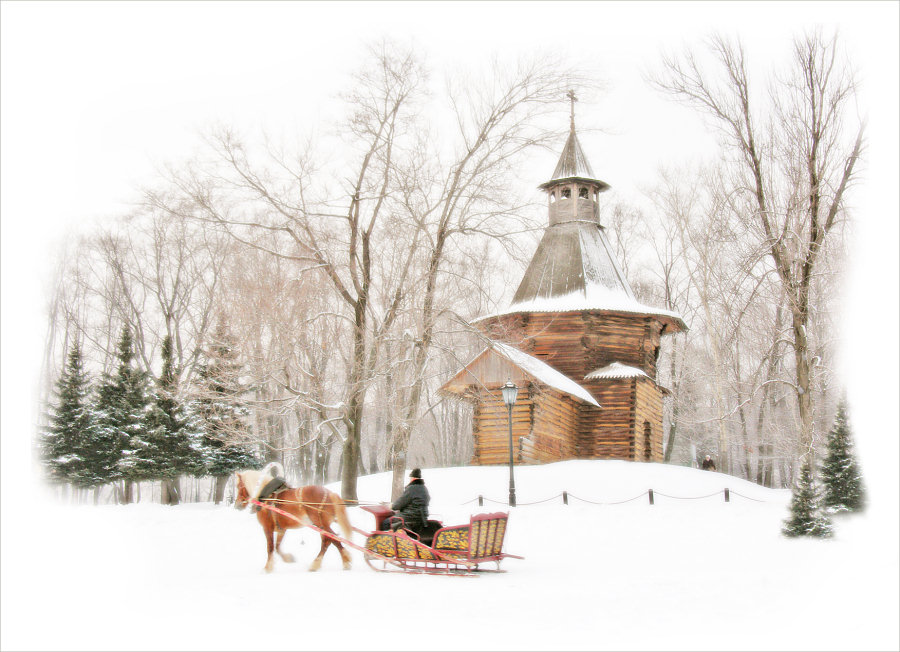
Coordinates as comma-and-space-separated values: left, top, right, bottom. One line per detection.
2, 460, 897, 651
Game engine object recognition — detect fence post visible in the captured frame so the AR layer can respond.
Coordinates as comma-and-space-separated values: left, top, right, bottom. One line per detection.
724, 488, 730, 503
648, 489, 654, 505
478, 495, 483, 506
562, 491, 568, 505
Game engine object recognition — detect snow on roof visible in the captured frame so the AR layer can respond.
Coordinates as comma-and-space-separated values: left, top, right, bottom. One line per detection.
537, 122, 610, 192
476, 283, 687, 330
491, 342, 600, 407
511, 220, 634, 305
548, 127, 595, 181
585, 362, 649, 381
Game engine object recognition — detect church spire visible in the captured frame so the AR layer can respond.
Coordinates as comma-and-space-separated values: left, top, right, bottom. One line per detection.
539, 92, 607, 191
512, 106, 632, 306
568, 89, 577, 131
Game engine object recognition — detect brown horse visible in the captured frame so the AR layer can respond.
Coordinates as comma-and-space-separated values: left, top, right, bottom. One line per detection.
234, 465, 353, 573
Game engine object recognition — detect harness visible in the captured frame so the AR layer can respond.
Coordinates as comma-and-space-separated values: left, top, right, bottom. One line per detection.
251, 476, 288, 513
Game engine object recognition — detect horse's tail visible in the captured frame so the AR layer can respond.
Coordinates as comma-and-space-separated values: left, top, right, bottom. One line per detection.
330, 492, 352, 540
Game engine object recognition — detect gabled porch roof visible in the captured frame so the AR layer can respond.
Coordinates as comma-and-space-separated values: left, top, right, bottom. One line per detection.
439, 341, 600, 408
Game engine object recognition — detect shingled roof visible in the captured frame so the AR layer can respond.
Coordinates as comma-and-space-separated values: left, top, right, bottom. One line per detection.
538, 123, 610, 191
510, 219, 634, 305
438, 341, 601, 407
478, 123, 687, 333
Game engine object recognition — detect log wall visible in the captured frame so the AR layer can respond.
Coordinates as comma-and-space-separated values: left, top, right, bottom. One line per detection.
480, 311, 665, 382
577, 378, 636, 459
633, 377, 664, 462
470, 386, 534, 466
465, 309, 669, 464
469, 385, 580, 466
526, 389, 578, 463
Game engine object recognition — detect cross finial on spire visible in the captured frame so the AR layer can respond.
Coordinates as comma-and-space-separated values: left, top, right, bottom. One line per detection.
567, 89, 578, 130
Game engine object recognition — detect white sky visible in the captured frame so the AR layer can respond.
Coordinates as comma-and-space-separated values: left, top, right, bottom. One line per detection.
1, 2, 898, 504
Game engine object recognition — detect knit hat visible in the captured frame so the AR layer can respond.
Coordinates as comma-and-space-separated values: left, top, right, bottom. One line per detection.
409, 468, 422, 479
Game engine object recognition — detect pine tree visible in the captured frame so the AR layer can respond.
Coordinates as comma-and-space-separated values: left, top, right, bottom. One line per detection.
41, 341, 96, 488
782, 455, 833, 538
94, 327, 152, 491
191, 320, 261, 503
821, 399, 866, 513
127, 335, 201, 504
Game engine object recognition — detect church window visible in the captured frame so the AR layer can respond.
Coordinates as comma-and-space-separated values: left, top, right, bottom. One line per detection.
579, 186, 589, 199
561, 187, 571, 199
549, 191, 556, 203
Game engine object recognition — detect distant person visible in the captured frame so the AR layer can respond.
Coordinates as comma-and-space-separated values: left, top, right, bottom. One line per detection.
381, 468, 430, 533
701, 455, 716, 471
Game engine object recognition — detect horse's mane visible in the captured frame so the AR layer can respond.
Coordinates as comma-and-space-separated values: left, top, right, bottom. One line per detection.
238, 461, 286, 501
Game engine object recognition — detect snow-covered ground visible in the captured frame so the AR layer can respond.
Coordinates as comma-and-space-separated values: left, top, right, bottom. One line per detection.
2, 460, 897, 651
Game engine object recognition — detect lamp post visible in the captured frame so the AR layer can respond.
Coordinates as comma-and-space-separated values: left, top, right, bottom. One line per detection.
501, 380, 518, 507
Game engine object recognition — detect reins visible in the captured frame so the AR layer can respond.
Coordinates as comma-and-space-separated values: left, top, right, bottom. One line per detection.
260, 488, 383, 508
265, 497, 384, 507
237, 475, 383, 508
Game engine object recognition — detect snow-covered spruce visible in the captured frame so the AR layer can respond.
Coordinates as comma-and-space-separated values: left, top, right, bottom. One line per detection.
820, 399, 866, 514
782, 456, 833, 538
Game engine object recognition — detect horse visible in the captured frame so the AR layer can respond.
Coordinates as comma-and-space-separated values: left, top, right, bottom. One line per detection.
234, 463, 353, 573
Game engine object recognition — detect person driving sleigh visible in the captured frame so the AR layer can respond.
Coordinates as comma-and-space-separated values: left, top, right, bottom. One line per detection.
381, 468, 430, 533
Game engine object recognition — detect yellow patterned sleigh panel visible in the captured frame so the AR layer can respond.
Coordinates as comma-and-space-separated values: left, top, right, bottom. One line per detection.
364, 514, 510, 563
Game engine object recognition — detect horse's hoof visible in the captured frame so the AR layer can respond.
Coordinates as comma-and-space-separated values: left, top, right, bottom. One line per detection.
264, 565, 274, 574
280, 553, 295, 563
308, 559, 322, 572
343, 561, 352, 570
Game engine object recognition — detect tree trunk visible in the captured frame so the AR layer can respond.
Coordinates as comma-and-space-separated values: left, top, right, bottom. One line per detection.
390, 425, 411, 501
664, 418, 677, 464
792, 312, 814, 461
123, 480, 135, 504
368, 444, 379, 475
340, 306, 369, 502
318, 437, 331, 485
735, 398, 752, 480
161, 478, 181, 505
663, 338, 680, 463
214, 475, 229, 504
341, 402, 362, 502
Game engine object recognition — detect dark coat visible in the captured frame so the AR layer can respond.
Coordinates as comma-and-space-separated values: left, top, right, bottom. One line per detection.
701, 458, 716, 471
391, 478, 430, 531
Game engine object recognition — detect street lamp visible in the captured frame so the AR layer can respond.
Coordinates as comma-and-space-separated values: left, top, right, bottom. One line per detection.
501, 380, 518, 507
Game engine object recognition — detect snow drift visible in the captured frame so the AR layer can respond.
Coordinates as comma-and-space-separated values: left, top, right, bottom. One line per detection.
2, 460, 897, 651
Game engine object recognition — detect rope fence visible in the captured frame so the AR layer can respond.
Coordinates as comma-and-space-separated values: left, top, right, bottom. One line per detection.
462, 487, 769, 507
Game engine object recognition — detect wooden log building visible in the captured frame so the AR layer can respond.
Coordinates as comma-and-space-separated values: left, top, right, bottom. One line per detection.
439, 109, 686, 466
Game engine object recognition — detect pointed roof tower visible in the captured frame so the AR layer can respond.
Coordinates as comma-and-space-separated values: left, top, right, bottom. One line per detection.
441, 96, 687, 469
539, 91, 609, 191
481, 95, 686, 332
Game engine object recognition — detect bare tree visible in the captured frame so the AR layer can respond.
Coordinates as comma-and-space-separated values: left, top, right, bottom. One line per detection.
652, 31, 863, 465
153, 43, 425, 501
627, 182, 696, 464
382, 58, 580, 498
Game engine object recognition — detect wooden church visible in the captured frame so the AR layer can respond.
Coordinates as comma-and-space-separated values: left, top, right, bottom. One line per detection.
439, 109, 686, 465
